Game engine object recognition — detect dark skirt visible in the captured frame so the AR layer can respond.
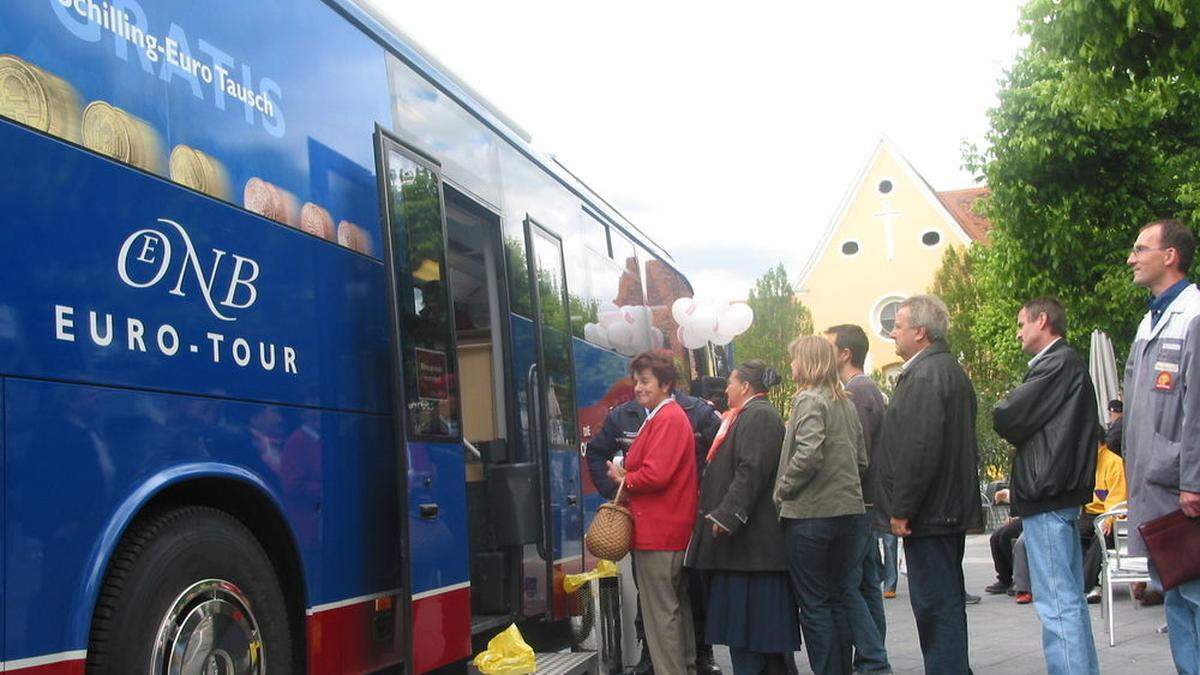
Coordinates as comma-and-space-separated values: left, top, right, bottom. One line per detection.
705, 571, 802, 653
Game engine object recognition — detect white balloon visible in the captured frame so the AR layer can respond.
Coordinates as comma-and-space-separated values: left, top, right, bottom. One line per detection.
671, 297, 696, 325
598, 309, 622, 327
584, 322, 610, 348
681, 323, 710, 350
719, 302, 754, 336
607, 322, 634, 348
685, 303, 718, 334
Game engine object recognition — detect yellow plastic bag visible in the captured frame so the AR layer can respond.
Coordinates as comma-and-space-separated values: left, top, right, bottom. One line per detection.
562, 559, 618, 594
472, 623, 536, 674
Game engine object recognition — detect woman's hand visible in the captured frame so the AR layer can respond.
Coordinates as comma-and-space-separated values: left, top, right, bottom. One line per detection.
606, 460, 626, 486
711, 523, 728, 537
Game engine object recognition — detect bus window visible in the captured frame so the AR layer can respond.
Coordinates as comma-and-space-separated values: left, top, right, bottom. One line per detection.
641, 252, 698, 378
383, 148, 461, 438
527, 223, 577, 446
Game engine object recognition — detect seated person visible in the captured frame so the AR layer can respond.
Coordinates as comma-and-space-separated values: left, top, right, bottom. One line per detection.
986, 488, 1022, 595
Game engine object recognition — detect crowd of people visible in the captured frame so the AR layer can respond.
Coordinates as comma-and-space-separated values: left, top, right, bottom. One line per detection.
585, 218, 1200, 675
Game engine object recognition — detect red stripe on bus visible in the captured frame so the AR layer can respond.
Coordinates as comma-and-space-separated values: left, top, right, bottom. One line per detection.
412, 586, 472, 673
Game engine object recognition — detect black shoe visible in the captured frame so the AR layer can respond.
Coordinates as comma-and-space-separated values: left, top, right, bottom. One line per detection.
964, 592, 981, 605
985, 581, 1011, 594
696, 648, 722, 675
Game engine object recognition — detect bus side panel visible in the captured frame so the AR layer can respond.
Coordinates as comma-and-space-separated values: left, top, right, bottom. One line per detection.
0, 120, 390, 413
3, 378, 401, 670
406, 440, 471, 673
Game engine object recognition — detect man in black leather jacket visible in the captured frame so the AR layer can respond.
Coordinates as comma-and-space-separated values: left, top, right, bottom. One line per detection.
879, 294, 982, 674
585, 389, 721, 675
993, 297, 1099, 675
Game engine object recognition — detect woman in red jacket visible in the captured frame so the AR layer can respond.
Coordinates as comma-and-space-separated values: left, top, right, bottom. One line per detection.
607, 351, 700, 675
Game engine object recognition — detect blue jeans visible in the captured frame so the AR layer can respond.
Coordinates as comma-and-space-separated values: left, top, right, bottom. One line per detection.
877, 531, 898, 592
1165, 577, 1200, 675
849, 515, 891, 672
784, 514, 861, 675
903, 534, 972, 674
1023, 507, 1100, 675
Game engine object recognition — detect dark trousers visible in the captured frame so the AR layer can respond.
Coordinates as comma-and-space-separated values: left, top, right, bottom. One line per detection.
904, 534, 973, 675
988, 518, 1023, 586
729, 647, 799, 675
784, 514, 860, 675
849, 513, 891, 672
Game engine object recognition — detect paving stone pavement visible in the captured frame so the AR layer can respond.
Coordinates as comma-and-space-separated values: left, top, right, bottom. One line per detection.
713, 533, 1173, 674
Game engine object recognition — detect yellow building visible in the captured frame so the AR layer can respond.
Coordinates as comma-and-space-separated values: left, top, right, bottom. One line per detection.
796, 136, 989, 375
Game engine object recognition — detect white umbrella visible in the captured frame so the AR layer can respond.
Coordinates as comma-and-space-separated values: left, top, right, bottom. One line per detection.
1089, 329, 1120, 421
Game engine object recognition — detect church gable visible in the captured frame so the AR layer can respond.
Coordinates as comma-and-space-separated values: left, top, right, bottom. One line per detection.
796, 136, 981, 373
797, 137, 973, 292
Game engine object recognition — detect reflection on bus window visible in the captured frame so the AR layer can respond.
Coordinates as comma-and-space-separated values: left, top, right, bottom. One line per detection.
385, 150, 461, 438
530, 227, 577, 447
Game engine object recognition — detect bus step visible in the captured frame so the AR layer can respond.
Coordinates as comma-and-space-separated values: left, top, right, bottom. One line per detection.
468, 651, 599, 675
534, 651, 599, 675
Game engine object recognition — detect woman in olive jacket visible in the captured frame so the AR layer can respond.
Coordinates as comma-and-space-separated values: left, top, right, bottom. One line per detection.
774, 336, 871, 675
688, 360, 800, 675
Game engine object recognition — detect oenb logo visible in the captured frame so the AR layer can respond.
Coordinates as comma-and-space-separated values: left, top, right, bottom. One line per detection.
117, 217, 260, 322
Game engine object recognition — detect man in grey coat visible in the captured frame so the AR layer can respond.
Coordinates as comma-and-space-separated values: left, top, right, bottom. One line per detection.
1124, 219, 1200, 672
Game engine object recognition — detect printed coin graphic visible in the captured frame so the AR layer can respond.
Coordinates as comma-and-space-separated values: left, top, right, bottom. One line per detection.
83, 101, 133, 162
244, 177, 276, 218
170, 145, 207, 192
0, 56, 48, 129
300, 203, 335, 240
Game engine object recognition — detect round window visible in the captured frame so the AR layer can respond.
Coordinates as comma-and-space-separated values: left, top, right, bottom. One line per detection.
878, 179, 893, 194
921, 230, 941, 247
877, 299, 903, 339
841, 241, 860, 256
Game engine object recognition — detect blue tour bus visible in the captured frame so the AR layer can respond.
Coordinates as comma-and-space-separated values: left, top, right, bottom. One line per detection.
0, 0, 711, 672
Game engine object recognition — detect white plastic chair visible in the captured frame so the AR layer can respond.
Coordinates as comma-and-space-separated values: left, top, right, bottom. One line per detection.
1095, 501, 1152, 646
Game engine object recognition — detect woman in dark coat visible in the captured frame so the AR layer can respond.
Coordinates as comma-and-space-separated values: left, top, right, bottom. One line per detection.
688, 360, 800, 675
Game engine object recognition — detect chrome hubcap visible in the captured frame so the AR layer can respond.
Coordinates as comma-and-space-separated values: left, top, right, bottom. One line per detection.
152, 579, 264, 675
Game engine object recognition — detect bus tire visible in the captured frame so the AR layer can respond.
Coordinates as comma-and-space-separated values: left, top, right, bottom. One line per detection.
86, 505, 297, 674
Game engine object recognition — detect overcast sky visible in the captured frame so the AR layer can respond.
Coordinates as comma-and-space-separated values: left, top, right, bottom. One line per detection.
374, 1, 1028, 300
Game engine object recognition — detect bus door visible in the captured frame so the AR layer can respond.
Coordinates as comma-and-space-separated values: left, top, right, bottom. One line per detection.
520, 217, 583, 619
376, 130, 473, 670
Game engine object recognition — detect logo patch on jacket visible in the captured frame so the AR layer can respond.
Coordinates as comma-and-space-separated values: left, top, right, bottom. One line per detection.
1155, 370, 1175, 391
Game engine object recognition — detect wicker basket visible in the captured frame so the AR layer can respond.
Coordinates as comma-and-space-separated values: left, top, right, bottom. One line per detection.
585, 481, 633, 561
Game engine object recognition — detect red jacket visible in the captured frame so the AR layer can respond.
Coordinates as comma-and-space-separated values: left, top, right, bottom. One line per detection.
623, 400, 698, 551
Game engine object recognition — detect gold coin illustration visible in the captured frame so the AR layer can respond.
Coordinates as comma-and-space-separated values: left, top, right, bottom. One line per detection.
0, 55, 81, 142
82, 101, 162, 173
170, 145, 229, 200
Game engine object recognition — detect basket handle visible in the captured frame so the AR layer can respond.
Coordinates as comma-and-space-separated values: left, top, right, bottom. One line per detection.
613, 477, 625, 504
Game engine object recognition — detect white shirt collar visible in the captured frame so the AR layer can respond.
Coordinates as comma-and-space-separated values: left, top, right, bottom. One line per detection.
1028, 337, 1062, 367
900, 346, 928, 372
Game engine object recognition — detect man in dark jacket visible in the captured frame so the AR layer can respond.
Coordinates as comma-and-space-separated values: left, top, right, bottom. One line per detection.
992, 297, 1099, 675
585, 389, 721, 675
825, 324, 892, 674
880, 295, 982, 674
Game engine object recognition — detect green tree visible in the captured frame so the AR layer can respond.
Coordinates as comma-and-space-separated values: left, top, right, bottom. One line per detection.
934, 0, 1200, 478
736, 263, 813, 412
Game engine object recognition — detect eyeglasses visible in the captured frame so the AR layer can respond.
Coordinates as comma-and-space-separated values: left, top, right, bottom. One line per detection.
1131, 245, 1170, 257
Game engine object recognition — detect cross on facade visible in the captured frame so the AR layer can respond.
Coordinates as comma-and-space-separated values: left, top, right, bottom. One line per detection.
873, 200, 902, 260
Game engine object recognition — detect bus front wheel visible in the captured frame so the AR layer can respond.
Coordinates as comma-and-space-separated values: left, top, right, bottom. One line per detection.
86, 505, 296, 674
